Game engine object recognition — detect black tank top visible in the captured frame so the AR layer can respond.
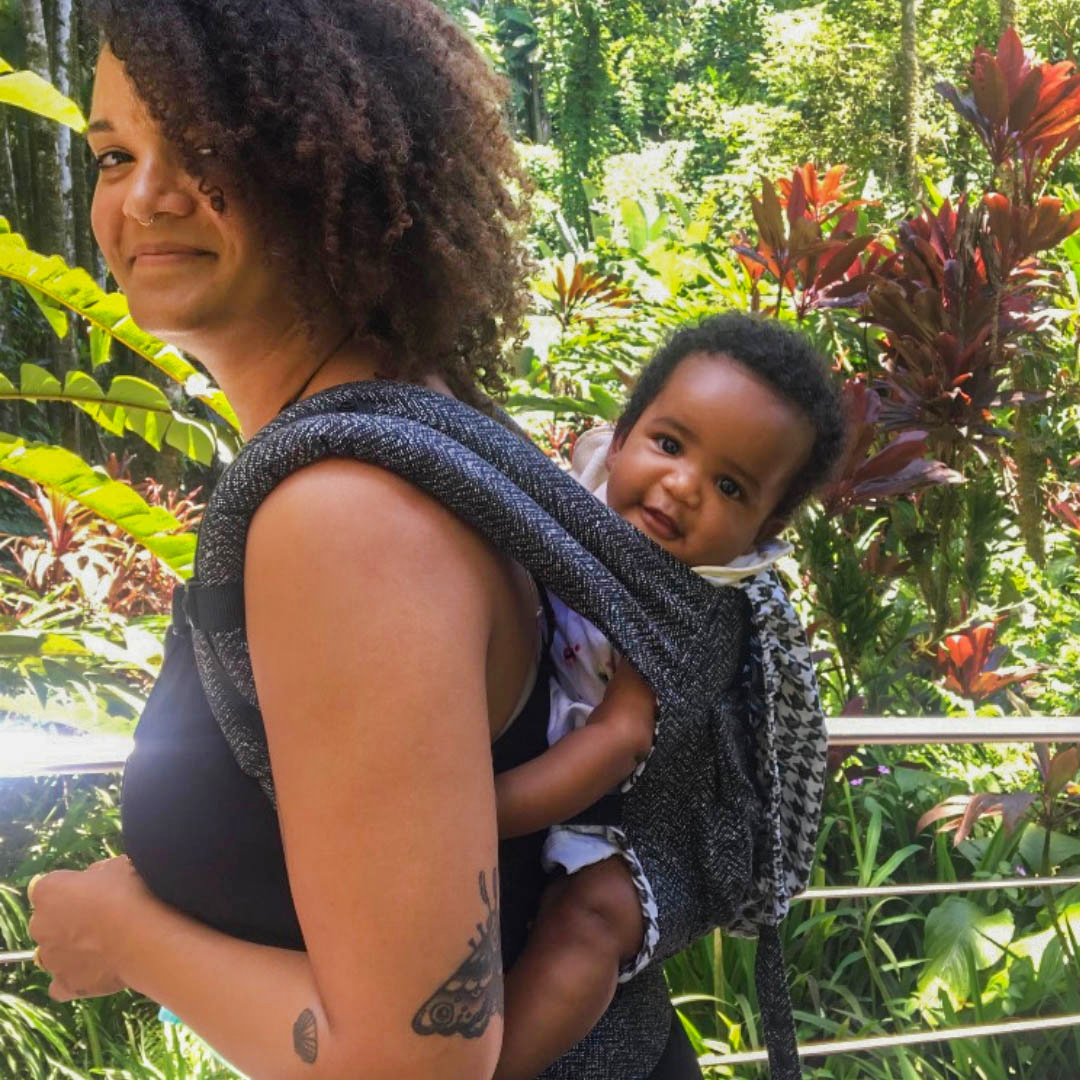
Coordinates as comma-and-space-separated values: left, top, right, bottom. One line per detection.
122, 587, 550, 963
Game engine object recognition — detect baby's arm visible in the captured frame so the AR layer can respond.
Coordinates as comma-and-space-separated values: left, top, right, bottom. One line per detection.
495, 663, 655, 839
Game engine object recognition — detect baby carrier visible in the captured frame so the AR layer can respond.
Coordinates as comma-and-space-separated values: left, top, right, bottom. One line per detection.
181, 380, 827, 1079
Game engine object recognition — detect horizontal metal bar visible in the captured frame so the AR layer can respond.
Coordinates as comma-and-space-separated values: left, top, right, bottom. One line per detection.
826, 716, 1080, 744
797, 875, 1080, 901
3, 880, 1072, 961
699, 1012, 1080, 1066
0, 730, 132, 778
2, 717, 1077, 779
0, 950, 34, 966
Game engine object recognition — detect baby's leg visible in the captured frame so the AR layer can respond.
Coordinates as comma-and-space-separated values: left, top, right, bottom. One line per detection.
495, 856, 644, 1080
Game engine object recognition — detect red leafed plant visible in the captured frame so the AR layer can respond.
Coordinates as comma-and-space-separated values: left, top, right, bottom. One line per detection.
536, 259, 634, 331
1047, 482, 1080, 534
734, 163, 885, 320
902, 29, 1080, 464
0, 469, 202, 619
936, 28, 1080, 196
934, 617, 1039, 702
819, 378, 962, 517
776, 164, 869, 228
918, 744, 1079, 847
863, 197, 1027, 454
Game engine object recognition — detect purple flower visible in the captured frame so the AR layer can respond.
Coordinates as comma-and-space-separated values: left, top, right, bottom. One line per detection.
877, 765, 892, 775
850, 777, 865, 786
1015, 864, 1027, 877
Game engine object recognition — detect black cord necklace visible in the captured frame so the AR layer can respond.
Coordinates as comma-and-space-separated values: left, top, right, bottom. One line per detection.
277, 326, 355, 415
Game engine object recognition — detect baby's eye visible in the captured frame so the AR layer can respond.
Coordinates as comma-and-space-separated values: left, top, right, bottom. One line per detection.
716, 476, 743, 499
656, 435, 680, 455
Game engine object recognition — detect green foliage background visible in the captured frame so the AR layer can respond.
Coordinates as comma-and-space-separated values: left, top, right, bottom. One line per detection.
0, 2, 1080, 1078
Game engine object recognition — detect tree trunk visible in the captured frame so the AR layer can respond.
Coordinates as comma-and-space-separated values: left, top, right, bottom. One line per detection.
527, 64, 551, 143
998, 0, 1018, 35
21, 0, 62, 258
0, 115, 18, 225
558, 0, 609, 235
54, 0, 76, 267
12, 112, 35, 236
22, 0, 81, 451
70, 7, 95, 277
900, 0, 919, 200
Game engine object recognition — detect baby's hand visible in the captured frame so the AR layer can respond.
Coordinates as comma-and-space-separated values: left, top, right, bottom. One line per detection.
591, 661, 656, 766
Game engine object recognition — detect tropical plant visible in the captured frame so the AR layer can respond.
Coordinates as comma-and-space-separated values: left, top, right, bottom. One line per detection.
0, 466, 198, 724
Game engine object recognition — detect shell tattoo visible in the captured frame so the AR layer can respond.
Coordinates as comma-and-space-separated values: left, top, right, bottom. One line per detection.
411, 869, 503, 1039
292, 1007, 318, 1064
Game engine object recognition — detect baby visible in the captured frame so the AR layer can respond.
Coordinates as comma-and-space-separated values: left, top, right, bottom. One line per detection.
494, 312, 846, 1079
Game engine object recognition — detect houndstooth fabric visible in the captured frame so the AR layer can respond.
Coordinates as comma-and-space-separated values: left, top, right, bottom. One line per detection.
728, 572, 828, 934
186, 381, 825, 1078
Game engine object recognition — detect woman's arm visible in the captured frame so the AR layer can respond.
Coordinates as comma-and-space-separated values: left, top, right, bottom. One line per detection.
36, 461, 507, 1080
494, 662, 655, 839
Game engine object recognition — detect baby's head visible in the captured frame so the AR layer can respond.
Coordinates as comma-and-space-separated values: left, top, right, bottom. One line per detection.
606, 312, 845, 566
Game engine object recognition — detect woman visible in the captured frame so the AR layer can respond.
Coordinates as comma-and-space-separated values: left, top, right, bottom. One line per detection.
26, 3, 703, 1077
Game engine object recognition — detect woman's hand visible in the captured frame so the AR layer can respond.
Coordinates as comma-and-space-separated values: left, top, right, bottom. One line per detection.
28, 855, 147, 1001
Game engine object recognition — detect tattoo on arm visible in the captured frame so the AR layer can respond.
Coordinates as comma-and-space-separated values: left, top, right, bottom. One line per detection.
293, 1007, 318, 1064
412, 869, 503, 1039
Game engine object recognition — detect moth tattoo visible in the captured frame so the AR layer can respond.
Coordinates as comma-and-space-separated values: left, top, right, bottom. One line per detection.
412, 869, 503, 1039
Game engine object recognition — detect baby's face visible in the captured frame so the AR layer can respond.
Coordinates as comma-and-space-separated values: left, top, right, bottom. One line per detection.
605, 351, 815, 566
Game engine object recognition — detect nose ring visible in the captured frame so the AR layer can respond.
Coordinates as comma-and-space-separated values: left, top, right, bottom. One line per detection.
136, 213, 159, 227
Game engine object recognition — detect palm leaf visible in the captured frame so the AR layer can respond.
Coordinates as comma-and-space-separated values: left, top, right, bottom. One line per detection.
1, 364, 220, 465
0, 56, 86, 131
0, 433, 195, 577
0, 220, 239, 432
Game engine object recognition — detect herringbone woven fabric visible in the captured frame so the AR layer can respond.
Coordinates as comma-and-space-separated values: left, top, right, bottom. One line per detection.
187, 381, 824, 1078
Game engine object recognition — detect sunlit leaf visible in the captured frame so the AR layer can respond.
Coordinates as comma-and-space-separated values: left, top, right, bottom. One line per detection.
0, 365, 218, 465
1010, 904, 1080, 971
918, 898, 1013, 1009
0, 433, 195, 577
621, 198, 649, 253
22, 284, 68, 338
0, 66, 86, 131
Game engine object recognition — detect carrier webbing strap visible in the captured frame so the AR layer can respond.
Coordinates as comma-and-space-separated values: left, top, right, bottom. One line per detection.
755, 923, 801, 1079
185, 581, 245, 634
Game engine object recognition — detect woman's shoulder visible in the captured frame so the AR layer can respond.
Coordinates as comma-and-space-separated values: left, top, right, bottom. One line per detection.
246, 456, 500, 591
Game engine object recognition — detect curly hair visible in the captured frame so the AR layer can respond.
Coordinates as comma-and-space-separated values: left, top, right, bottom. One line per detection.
89, 0, 532, 402
614, 312, 847, 518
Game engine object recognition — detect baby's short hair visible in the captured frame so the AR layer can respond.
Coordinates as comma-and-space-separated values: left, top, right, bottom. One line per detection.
614, 312, 846, 518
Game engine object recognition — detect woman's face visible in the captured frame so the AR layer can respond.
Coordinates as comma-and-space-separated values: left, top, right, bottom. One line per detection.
88, 48, 287, 343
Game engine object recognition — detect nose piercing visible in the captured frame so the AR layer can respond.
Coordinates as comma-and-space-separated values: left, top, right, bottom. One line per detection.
136, 213, 159, 227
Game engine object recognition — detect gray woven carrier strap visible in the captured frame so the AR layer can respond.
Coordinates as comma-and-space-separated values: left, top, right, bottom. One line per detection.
188, 380, 804, 1079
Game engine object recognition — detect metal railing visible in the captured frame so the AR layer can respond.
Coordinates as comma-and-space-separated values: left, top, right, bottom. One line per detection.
703, 715, 1080, 1069
4, 715, 1077, 778
2, 716, 1080, 1067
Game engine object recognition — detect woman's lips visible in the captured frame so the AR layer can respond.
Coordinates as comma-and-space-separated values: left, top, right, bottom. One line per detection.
129, 247, 214, 268
640, 506, 680, 540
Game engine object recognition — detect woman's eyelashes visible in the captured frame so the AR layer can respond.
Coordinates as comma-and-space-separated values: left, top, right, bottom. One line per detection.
92, 148, 132, 171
